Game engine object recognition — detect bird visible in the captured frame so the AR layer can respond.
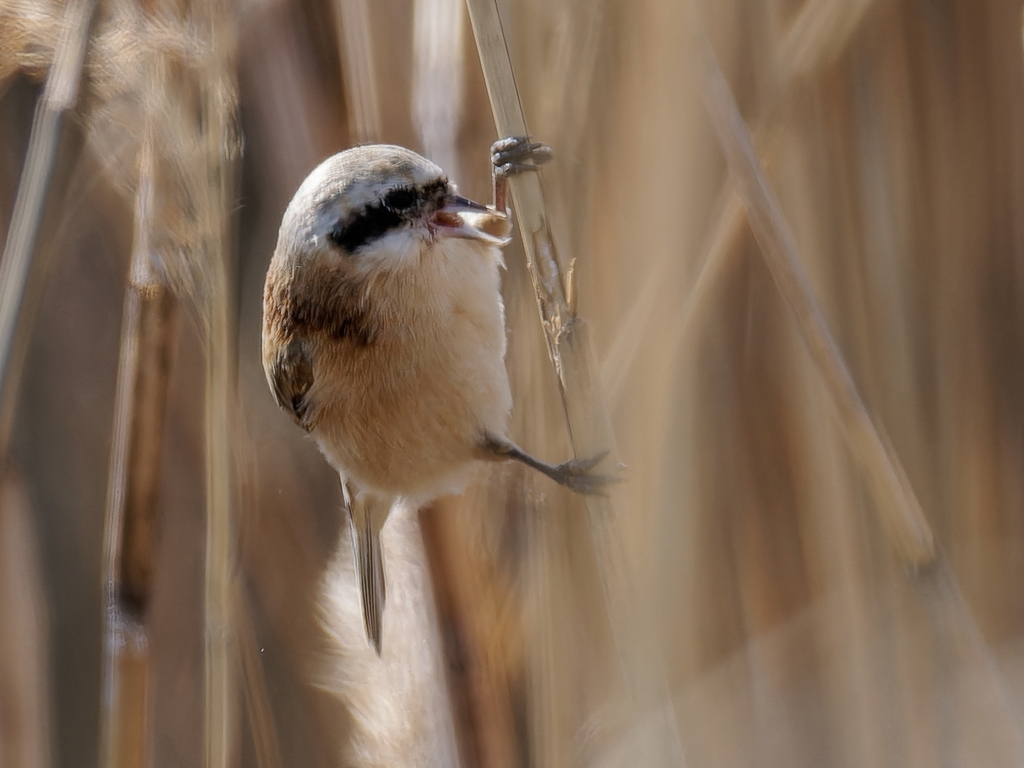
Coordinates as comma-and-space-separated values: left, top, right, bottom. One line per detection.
262, 138, 604, 654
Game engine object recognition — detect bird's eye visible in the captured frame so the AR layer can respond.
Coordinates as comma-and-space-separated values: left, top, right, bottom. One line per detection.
382, 187, 418, 212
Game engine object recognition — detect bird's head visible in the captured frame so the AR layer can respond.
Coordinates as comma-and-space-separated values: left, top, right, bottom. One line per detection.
275, 144, 509, 278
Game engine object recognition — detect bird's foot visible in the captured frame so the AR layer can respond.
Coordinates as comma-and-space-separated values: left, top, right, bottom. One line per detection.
481, 433, 613, 496
491, 136, 553, 212
545, 452, 611, 496
491, 136, 553, 179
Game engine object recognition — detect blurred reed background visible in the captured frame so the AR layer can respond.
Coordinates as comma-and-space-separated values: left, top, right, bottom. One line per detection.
2, 0, 1024, 766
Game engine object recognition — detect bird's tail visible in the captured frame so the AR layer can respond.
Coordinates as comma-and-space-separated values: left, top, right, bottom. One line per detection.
348, 493, 387, 654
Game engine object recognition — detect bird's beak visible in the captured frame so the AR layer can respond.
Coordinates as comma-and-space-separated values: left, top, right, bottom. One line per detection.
430, 195, 511, 246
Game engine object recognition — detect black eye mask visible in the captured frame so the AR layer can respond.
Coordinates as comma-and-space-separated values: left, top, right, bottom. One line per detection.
381, 187, 418, 212
328, 179, 451, 253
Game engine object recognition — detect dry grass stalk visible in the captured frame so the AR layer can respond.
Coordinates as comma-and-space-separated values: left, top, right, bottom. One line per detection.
98, 614, 148, 768
601, 190, 744, 406
691, 19, 935, 568
176, 2, 242, 766
0, 0, 94, 457
419, 500, 524, 768
776, 0, 878, 86
98, 133, 176, 768
413, 0, 465, 176
199, 77, 238, 768
601, 0, 885, 412
530, 0, 604, 160
686, 17, 1023, 749
0, 466, 52, 768
236, 588, 283, 768
409, 2, 517, 762
334, 0, 382, 142
79, 1, 263, 762
201, 149, 237, 768
465, 0, 686, 762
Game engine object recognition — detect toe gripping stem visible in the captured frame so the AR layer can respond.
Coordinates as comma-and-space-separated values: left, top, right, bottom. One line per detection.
491, 136, 553, 213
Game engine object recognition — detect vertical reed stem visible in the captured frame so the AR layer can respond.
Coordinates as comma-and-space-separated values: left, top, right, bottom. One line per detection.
465, 2, 687, 764
189, 4, 240, 767
691, 18, 935, 567
99, 137, 177, 768
0, 0, 95, 456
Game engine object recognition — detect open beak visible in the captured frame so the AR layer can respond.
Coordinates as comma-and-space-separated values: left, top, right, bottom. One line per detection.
430, 195, 511, 246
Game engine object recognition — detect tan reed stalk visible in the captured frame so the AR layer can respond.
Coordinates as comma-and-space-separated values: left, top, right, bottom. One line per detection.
776, 0, 879, 85
601, 0, 885, 412
0, 466, 52, 768
203, 214, 236, 768
192, 4, 240, 766
464, 1, 687, 764
688, 22, 1023, 750
419, 501, 524, 768
200, 109, 238, 768
679, 7, 1023, 761
413, 0, 465, 175
236, 587, 283, 768
601, 190, 744, 406
0, 0, 94, 457
531, 0, 604, 161
98, 133, 177, 768
690, 18, 935, 568
335, 0, 382, 142
463, 0, 615, 522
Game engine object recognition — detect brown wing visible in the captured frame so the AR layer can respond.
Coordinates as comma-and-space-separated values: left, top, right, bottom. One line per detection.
265, 337, 316, 430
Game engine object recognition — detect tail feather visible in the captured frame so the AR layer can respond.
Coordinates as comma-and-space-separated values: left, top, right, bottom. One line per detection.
352, 504, 386, 654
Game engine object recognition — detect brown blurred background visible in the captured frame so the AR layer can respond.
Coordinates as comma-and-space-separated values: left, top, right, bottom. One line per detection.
2, 0, 1024, 766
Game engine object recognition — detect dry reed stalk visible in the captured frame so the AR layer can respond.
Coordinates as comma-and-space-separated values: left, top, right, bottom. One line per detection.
98, 132, 177, 768
202, 216, 236, 768
911, 559, 1024, 761
413, 0, 465, 176
692, 6, 1024, 765
87, 3, 276, 763
690, 17, 1024, 755
200, 110, 238, 768
0, 466, 52, 768
419, 500, 524, 768
335, 0, 382, 143
775, 0, 879, 86
191, 4, 240, 766
236, 587, 283, 768
690, 18, 935, 568
601, 0, 884, 412
601, 190, 744, 406
0, 0, 94, 457
464, 1, 686, 763
539, 0, 604, 159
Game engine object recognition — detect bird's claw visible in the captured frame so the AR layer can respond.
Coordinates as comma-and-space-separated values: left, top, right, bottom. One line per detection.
490, 136, 553, 212
549, 451, 612, 496
491, 136, 554, 179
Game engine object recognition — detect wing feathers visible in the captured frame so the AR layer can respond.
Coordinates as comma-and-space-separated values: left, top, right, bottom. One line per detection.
266, 338, 315, 429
